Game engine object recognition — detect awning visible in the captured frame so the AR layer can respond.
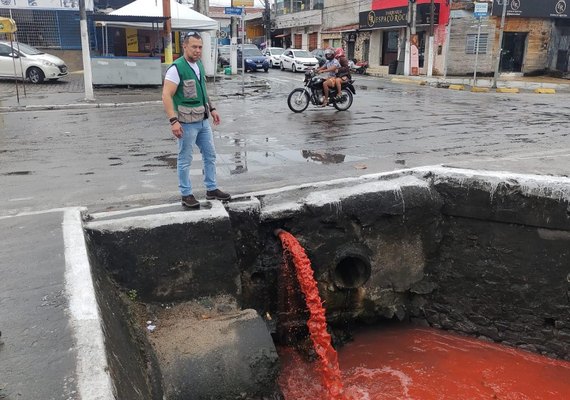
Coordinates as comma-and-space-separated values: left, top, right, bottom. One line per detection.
321, 23, 359, 33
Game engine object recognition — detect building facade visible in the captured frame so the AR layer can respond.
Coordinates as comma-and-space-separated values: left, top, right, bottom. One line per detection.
273, 0, 324, 49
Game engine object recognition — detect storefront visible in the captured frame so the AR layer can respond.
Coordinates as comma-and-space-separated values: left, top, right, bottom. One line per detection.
491, 0, 570, 74
358, 0, 450, 74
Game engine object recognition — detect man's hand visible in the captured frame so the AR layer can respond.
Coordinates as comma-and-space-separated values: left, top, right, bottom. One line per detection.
171, 121, 183, 138
211, 110, 221, 126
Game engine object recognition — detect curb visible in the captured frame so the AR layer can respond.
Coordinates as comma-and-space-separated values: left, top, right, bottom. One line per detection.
534, 88, 556, 94
391, 77, 427, 86
449, 84, 465, 91
496, 88, 520, 93
0, 100, 162, 113
471, 87, 490, 93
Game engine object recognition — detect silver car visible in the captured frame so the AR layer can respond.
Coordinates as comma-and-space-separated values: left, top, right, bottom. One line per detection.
279, 49, 319, 72
0, 41, 68, 84
262, 47, 284, 68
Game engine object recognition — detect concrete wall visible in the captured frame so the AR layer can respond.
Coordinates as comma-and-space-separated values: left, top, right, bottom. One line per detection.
420, 168, 570, 359
447, 11, 496, 76
83, 167, 570, 398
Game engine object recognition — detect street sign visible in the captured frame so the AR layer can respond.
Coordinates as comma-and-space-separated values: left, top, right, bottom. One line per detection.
474, 2, 489, 19
225, 7, 243, 16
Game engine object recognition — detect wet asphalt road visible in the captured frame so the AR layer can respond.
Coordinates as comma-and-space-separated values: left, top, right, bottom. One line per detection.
1, 69, 570, 217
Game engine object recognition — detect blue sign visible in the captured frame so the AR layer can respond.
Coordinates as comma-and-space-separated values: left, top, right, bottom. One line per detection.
225, 7, 243, 15
474, 2, 489, 18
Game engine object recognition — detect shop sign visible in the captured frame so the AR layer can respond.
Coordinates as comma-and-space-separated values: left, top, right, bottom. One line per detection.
359, 4, 440, 29
0, 0, 93, 10
491, 0, 568, 19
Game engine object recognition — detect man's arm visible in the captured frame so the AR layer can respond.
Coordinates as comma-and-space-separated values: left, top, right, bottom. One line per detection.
162, 80, 184, 138
207, 101, 221, 126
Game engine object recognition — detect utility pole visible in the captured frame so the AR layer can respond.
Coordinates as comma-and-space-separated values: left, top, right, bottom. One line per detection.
79, 0, 94, 101
263, 0, 271, 47
492, 0, 508, 88
426, 0, 434, 77
163, 0, 172, 64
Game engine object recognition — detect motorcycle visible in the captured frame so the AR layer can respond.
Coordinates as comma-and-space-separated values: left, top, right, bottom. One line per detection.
287, 70, 356, 113
349, 59, 368, 75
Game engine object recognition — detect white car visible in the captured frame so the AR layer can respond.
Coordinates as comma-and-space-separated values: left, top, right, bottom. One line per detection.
279, 49, 319, 72
0, 41, 68, 84
262, 47, 284, 68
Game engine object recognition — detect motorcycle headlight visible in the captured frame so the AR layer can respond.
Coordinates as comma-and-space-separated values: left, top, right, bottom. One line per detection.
42, 60, 56, 67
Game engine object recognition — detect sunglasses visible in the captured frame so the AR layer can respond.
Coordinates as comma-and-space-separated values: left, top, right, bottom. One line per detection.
185, 31, 202, 39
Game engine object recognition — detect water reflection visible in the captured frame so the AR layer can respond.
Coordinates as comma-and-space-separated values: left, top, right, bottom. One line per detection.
230, 137, 248, 175
302, 150, 346, 164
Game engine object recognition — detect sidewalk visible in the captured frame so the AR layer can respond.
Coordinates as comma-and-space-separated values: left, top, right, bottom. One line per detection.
0, 71, 269, 111
384, 73, 570, 92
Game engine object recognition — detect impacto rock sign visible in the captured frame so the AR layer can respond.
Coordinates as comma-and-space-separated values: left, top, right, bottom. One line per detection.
232, 0, 254, 7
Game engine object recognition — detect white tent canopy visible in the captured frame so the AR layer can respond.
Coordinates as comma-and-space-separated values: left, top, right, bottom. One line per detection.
109, 0, 218, 31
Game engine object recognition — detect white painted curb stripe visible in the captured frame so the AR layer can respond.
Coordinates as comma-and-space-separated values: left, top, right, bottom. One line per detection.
63, 208, 115, 400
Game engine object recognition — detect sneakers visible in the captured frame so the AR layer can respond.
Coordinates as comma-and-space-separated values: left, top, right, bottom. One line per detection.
206, 189, 231, 201
181, 194, 200, 208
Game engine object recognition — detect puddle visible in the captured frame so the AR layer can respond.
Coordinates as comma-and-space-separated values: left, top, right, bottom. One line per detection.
2, 171, 32, 176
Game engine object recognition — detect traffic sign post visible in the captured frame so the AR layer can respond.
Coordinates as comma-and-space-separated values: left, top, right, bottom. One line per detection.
472, 3, 489, 87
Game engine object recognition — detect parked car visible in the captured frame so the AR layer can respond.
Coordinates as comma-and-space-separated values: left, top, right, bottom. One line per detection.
310, 48, 327, 67
280, 49, 319, 72
262, 47, 285, 68
238, 47, 269, 72
0, 41, 68, 84
238, 44, 259, 51
218, 45, 230, 68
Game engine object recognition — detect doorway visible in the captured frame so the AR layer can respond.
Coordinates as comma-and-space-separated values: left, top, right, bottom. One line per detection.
382, 31, 398, 66
500, 32, 527, 73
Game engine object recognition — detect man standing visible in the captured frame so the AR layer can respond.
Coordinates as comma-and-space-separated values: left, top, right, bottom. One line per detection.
162, 31, 231, 208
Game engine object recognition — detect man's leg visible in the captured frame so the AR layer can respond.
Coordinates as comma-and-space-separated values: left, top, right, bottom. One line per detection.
196, 119, 231, 201
335, 78, 342, 98
322, 79, 330, 106
177, 122, 198, 196
195, 119, 218, 191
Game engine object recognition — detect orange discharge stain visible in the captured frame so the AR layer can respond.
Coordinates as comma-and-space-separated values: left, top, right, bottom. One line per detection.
278, 324, 570, 400
276, 230, 347, 400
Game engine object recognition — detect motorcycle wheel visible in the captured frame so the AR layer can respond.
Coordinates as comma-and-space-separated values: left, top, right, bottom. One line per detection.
333, 89, 354, 111
287, 88, 310, 113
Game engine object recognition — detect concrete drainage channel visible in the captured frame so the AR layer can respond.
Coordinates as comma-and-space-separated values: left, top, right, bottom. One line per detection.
79, 166, 570, 399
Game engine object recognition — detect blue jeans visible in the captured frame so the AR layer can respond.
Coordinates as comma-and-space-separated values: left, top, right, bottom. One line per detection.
177, 119, 217, 196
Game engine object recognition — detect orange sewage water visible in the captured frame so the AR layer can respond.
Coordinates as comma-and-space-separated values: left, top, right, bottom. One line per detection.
276, 230, 347, 399
278, 324, 570, 400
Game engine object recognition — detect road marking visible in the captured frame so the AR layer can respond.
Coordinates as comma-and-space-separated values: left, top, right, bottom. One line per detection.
0, 207, 71, 220
63, 207, 115, 400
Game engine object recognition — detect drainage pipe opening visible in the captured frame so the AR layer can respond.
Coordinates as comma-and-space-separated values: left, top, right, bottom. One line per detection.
333, 255, 371, 289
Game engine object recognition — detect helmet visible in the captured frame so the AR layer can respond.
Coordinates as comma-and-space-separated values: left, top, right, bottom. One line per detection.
334, 47, 345, 59
324, 48, 335, 60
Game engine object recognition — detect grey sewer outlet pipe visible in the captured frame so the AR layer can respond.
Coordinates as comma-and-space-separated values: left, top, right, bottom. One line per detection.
274, 229, 372, 290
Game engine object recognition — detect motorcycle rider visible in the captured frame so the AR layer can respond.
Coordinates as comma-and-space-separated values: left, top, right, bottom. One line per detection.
316, 47, 340, 106
331, 48, 350, 101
